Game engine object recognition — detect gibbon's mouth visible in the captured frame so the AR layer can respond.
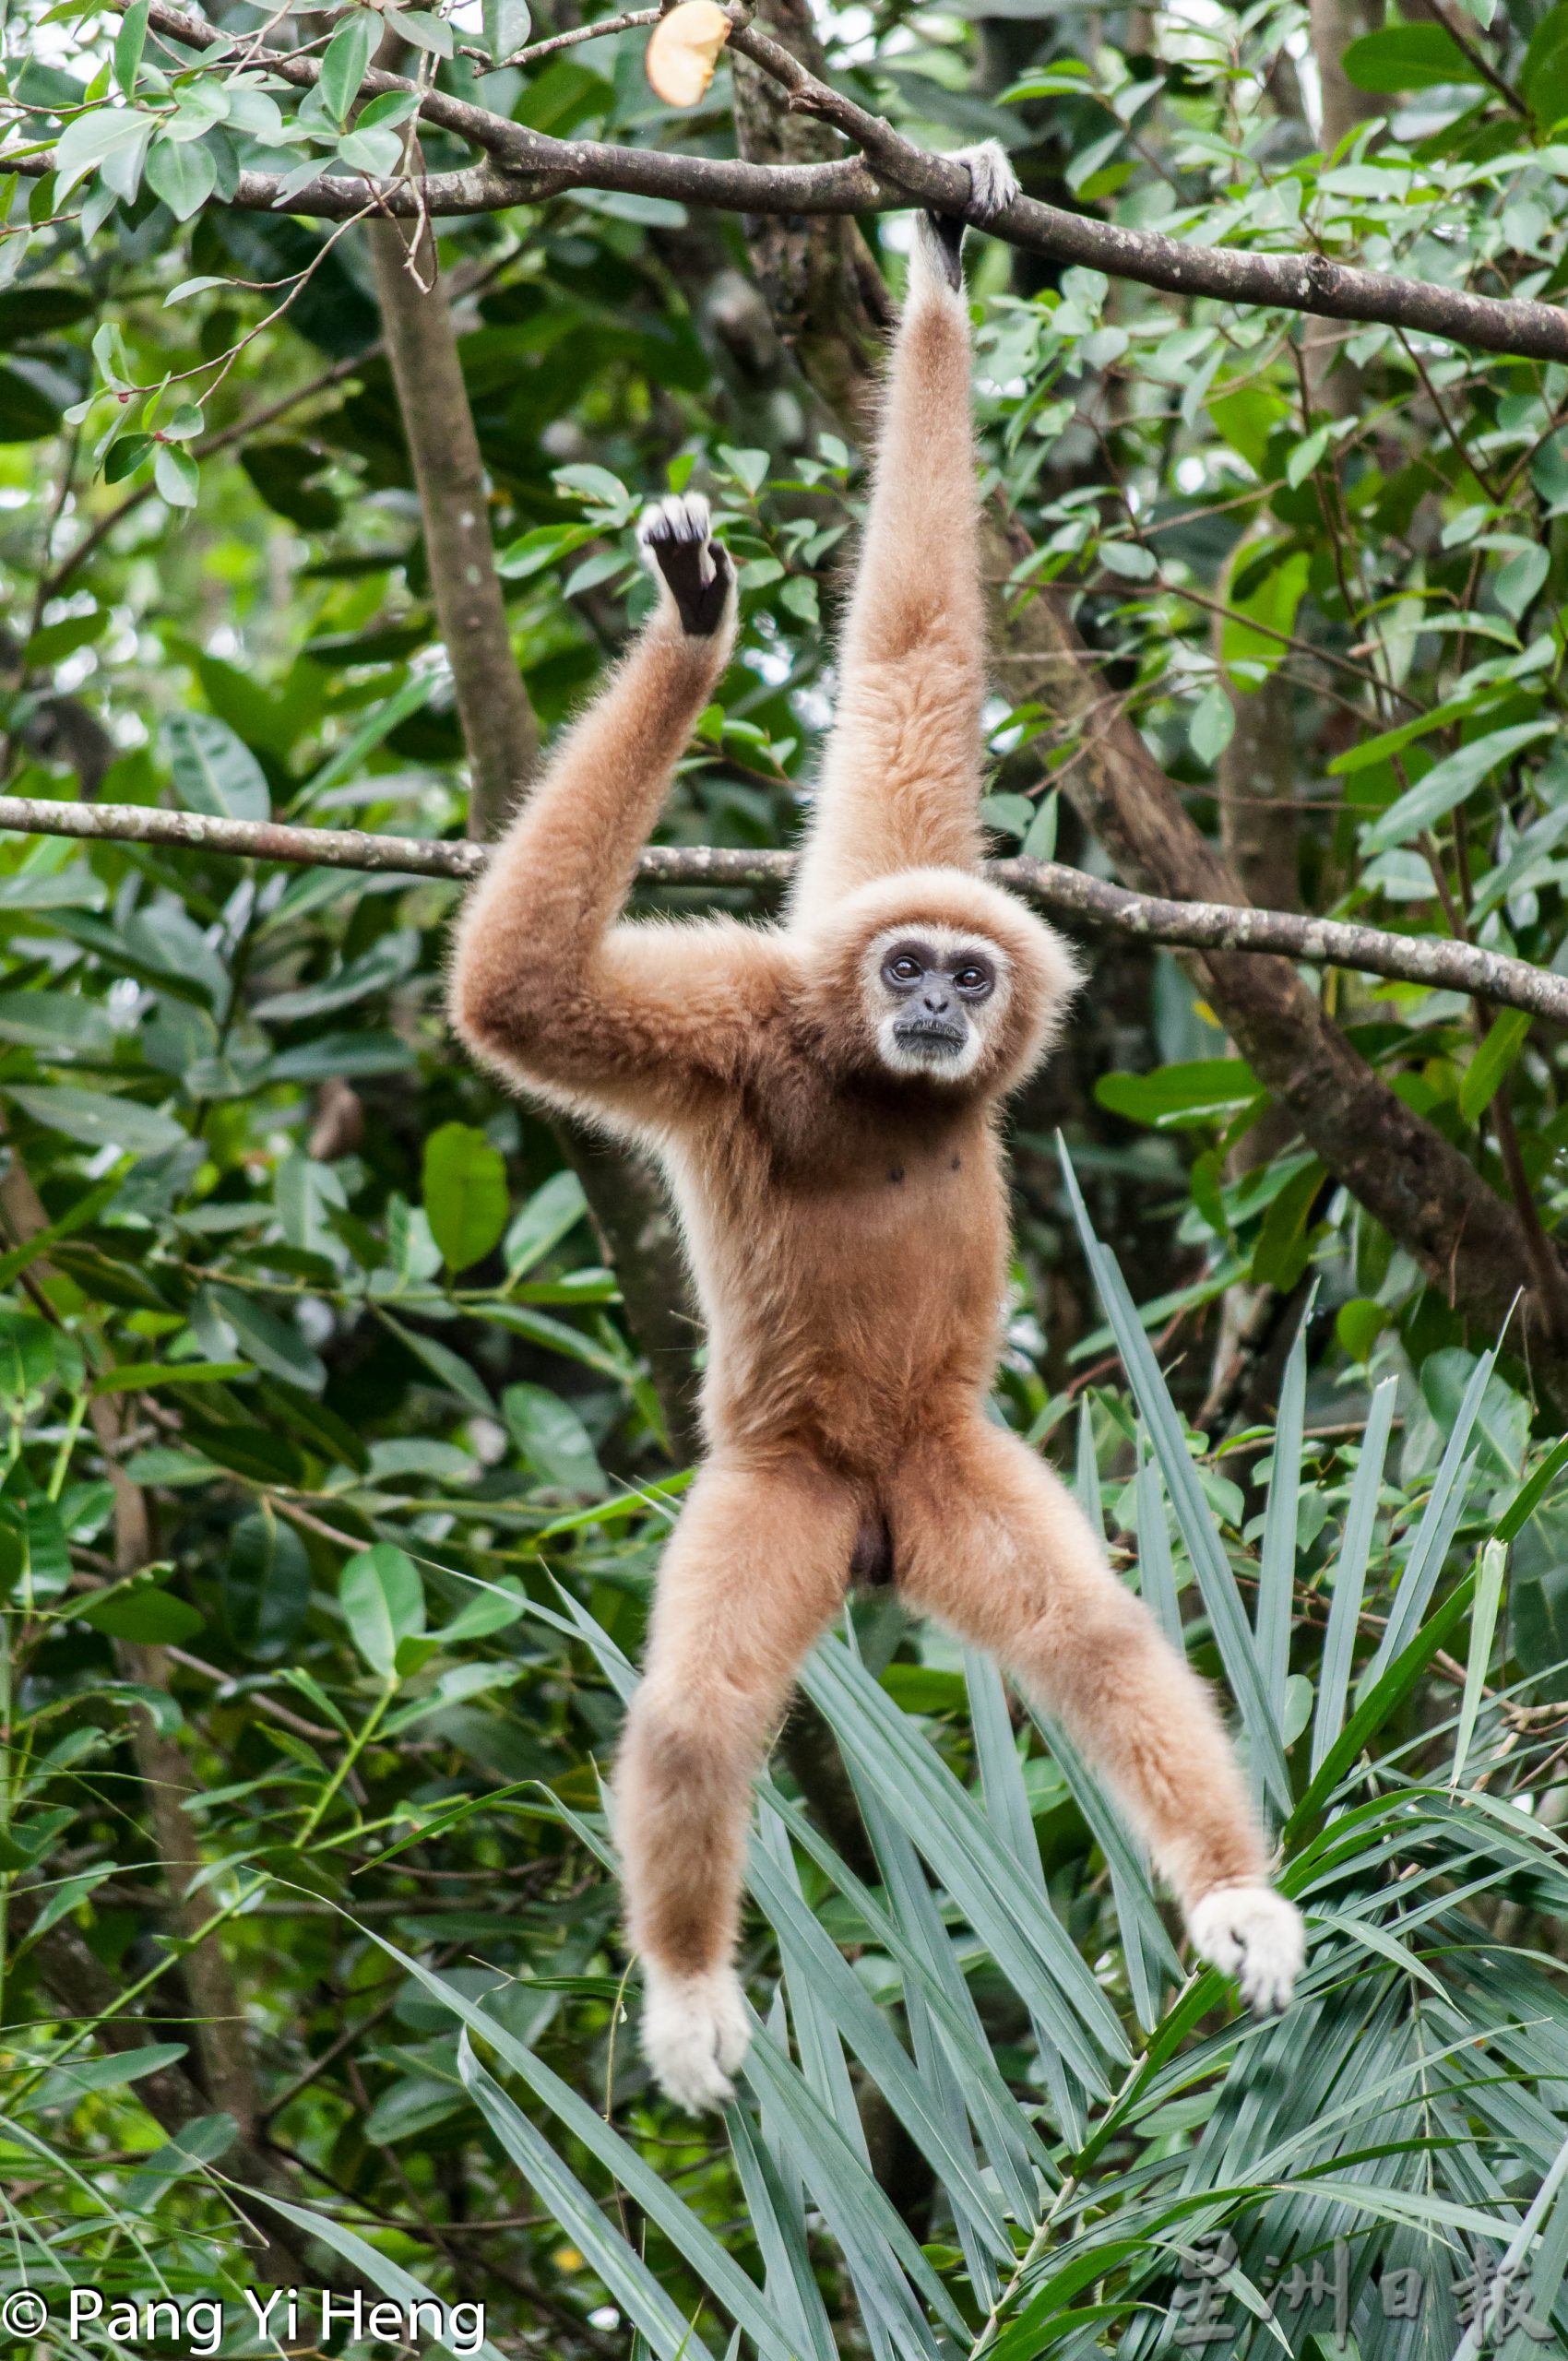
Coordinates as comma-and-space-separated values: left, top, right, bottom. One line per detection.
893, 1019, 967, 1056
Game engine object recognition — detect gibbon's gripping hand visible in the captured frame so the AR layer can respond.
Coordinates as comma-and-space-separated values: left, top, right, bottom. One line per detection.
914, 140, 1020, 293
1188, 1883, 1305, 2018
637, 492, 736, 639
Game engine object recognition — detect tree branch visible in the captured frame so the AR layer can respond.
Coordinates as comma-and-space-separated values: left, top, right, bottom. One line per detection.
1, 791, 1562, 1026
18, 0, 1564, 366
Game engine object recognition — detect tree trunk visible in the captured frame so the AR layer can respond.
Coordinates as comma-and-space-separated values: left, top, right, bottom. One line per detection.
367, 219, 706, 1454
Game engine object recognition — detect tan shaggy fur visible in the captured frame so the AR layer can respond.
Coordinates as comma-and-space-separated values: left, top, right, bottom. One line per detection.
450, 172, 1301, 2110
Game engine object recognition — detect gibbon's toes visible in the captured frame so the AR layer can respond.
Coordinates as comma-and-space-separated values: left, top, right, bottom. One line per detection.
637, 492, 735, 638
914, 141, 1021, 292
641, 1964, 751, 2112
1188, 1884, 1304, 2018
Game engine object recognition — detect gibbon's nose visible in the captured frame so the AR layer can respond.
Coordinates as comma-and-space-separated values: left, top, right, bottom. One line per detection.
922, 986, 952, 1014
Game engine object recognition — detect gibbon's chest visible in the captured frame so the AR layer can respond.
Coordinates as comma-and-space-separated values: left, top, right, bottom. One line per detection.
677, 1085, 1008, 1281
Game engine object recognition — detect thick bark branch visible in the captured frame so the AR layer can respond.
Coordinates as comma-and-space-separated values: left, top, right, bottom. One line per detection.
20, 0, 1564, 366
0, 792, 1563, 1025
367, 218, 539, 834
364, 194, 704, 1450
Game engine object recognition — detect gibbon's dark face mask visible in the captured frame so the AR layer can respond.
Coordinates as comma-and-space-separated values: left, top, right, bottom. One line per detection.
878, 936, 997, 1073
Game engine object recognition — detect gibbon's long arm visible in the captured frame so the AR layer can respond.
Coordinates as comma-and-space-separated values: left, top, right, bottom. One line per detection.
450, 498, 761, 1129
788, 146, 1018, 920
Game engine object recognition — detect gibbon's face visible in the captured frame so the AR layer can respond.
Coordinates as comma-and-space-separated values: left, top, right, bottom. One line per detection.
866, 921, 1009, 1084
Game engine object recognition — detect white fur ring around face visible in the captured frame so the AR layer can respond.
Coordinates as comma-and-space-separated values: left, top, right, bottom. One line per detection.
641, 1963, 750, 2112
1187, 1884, 1304, 2017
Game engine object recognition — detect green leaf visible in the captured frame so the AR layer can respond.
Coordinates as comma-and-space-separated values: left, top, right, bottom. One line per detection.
1343, 19, 1482, 90
1094, 1059, 1262, 1130
378, 1311, 497, 1415
0, 991, 113, 1055
222, 1510, 311, 1660
114, 0, 149, 92
208, 1284, 327, 1394
144, 133, 217, 220
388, 7, 452, 52
319, 9, 376, 119
256, 2194, 509, 2361
162, 711, 269, 825
1360, 721, 1554, 853
153, 442, 199, 508
340, 1542, 424, 1679
1494, 1434, 1568, 1542
1189, 682, 1235, 764
1311, 1376, 1396, 1774
3, 1085, 184, 1156
1250, 1156, 1325, 1291
1059, 1139, 1290, 1810
78, 1574, 204, 1644
1452, 1538, 1506, 1789
1458, 1005, 1532, 1122
422, 1121, 509, 1275
504, 1169, 588, 1275
482, 0, 530, 56
503, 1382, 606, 1498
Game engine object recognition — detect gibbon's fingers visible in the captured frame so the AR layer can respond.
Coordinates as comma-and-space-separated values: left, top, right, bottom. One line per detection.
913, 140, 1022, 294
638, 492, 736, 638
1188, 1883, 1305, 2017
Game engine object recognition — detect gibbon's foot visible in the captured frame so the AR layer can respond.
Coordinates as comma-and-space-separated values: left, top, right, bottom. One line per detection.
1188, 1883, 1305, 2017
637, 492, 735, 638
915, 140, 1021, 291
641, 1962, 750, 2111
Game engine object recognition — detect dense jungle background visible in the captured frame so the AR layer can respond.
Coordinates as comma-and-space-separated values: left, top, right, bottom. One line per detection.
5, 0, 1568, 2349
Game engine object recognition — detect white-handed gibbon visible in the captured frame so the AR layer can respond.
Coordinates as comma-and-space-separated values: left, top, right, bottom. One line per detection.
450, 144, 1304, 2112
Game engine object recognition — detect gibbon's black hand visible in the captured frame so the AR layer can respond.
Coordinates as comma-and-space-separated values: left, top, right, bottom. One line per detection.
921, 140, 1021, 291
637, 493, 735, 638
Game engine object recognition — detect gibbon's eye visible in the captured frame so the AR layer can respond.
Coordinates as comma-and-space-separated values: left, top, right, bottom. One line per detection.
883, 950, 924, 987
952, 958, 995, 997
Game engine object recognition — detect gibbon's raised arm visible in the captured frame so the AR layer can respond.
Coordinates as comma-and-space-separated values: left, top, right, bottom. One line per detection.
788, 146, 1019, 921
450, 498, 761, 1130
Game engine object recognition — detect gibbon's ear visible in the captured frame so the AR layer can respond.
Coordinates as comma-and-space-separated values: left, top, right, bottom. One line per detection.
912, 139, 1021, 293
637, 492, 736, 638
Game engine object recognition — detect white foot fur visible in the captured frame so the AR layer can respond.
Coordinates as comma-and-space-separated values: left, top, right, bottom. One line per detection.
641, 1964, 750, 2111
1188, 1884, 1304, 2016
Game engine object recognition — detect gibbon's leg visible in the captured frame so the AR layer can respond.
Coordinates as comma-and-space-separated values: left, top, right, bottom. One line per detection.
788, 143, 1019, 921
894, 1422, 1304, 2014
450, 494, 746, 1117
615, 1457, 859, 2110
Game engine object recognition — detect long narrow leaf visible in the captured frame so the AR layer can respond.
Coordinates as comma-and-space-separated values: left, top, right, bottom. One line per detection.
456, 2038, 715, 2361
749, 1826, 1012, 2257
727, 2103, 838, 2361
368, 1932, 796, 2361
1311, 1375, 1396, 1776
742, 2014, 957, 2352
1452, 1538, 1507, 1792
1134, 1444, 1182, 1650
802, 1637, 1128, 2082
1367, 1347, 1495, 1682
1256, 1289, 1312, 1721
261, 2190, 513, 2361
1059, 1141, 1289, 1809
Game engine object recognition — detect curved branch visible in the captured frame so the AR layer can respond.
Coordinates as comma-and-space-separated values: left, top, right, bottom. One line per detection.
17, 0, 1559, 362
1, 792, 1562, 1026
